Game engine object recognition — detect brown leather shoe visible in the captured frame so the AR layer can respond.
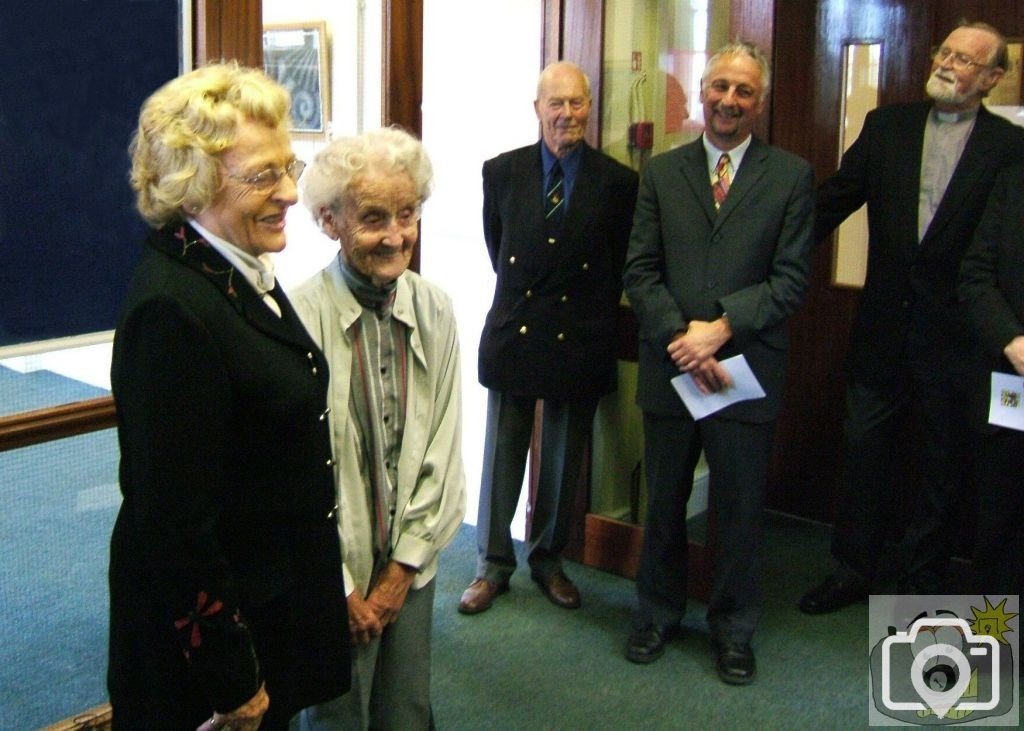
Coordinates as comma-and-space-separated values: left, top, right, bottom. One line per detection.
458, 578, 509, 615
533, 571, 581, 609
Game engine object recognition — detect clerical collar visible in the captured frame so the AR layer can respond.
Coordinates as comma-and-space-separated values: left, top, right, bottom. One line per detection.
337, 253, 397, 313
188, 219, 276, 293
933, 107, 978, 124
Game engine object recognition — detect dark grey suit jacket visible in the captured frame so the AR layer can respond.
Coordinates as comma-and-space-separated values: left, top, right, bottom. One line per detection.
478, 141, 638, 400
624, 136, 814, 423
817, 101, 1024, 383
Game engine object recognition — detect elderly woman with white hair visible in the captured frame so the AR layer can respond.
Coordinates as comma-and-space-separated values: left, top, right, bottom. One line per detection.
292, 127, 466, 730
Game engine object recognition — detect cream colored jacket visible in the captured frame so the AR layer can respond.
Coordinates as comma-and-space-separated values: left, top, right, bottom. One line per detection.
292, 258, 466, 597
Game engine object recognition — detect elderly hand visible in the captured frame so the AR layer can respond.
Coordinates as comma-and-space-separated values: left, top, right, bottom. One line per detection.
667, 318, 732, 372
347, 591, 384, 646
195, 684, 269, 731
366, 560, 417, 627
1004, 335, 1024, 376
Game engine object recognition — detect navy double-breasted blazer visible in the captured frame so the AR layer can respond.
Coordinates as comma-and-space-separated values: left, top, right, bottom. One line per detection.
478, 141, 638, 400
108, 222, 350, 724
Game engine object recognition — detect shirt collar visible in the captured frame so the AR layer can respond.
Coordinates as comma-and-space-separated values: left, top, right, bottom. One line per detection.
702, 134, 753, 174
541, 141, 583, 181
188, 219, 276, 294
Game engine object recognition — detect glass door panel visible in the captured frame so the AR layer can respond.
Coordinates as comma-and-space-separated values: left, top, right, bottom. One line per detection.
601, 0, 732, 169
592, 0, 729, 525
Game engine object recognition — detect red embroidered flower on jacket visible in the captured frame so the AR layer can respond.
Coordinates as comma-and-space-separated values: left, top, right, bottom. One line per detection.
174, 591, 224, 654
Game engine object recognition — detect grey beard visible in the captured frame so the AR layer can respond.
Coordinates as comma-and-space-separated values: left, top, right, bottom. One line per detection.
926, 75, 966, 106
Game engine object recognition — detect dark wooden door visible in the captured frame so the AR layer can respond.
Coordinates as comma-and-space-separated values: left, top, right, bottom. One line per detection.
770, 0, 1024, 525
768, 0, 933, 523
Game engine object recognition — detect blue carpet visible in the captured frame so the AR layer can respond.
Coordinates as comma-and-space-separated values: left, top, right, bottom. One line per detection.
0, 364, 882, 729
431, 515, 871, 730
0, 367, 116, 728
0, 431, 119, 729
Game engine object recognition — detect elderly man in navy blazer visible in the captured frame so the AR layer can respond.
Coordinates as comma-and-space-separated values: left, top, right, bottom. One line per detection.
459, 61, 638, 615
800, 21, 1024, 615
623, 42, 814, 684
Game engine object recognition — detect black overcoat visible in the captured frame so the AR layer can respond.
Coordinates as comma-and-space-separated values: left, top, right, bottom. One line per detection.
108, 222, 350, 727
816, 102, 1024, 383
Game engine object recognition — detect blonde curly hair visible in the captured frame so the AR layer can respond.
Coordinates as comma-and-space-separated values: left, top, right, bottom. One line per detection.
130, 62, 291, 227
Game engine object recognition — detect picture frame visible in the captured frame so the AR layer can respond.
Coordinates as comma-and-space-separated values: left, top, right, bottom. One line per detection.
263, 22, 330, 139
985, 39, 1024, 129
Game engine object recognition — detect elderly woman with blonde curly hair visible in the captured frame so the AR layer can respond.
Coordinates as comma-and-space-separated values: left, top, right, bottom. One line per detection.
291, 127, 466, 730
108, 62, 350, 730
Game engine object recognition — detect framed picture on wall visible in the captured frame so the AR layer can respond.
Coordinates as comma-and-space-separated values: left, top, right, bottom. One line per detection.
985, 39, 1024, 129
263, 22, 330, 139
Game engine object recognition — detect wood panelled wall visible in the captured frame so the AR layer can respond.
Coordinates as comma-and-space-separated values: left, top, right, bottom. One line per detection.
194, 0, 263, 67
383, 0, 423, 133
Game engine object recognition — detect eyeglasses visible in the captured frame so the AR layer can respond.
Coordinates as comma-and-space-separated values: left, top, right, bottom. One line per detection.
226, 159, 306, 191
932, 46, 991, 72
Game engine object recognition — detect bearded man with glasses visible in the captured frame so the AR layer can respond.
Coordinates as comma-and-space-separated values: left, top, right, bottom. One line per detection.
799, 21, 1024, 615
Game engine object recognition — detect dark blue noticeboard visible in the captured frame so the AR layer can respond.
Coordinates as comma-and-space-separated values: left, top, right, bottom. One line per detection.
0, 1, 180, 347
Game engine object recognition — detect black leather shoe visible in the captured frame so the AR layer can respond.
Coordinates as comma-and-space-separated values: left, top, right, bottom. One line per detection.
625, 623, 679, 664
798, 573, 869, 615
713, 641, 756, 685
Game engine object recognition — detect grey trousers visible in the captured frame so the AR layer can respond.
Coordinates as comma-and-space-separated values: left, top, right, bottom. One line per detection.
295, 580, 436, 731
475, 389, 597, 582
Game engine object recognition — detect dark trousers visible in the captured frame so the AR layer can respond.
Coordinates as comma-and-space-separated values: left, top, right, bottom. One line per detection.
830, 371, 972, 591
634, 411, 774, 644
475, 389, 597, 582
972, 426, 1023, 595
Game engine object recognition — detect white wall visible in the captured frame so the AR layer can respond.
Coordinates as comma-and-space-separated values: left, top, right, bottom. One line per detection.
421, 0, 543, 537
266, 0, 384, 290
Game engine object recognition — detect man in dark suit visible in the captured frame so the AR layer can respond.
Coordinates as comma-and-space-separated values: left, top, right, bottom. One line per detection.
958, 164, 1024, 595
799, 21, 1024, 614
622, 42, 813, 684
458, 61, 638, 614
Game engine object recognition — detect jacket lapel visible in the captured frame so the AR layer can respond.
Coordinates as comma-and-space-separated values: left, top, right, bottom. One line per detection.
678, 141, 718, 224
150, 222, 315, 350
514, 143, 545, 229
561, 145, 605, 234
714, 138, 769, 229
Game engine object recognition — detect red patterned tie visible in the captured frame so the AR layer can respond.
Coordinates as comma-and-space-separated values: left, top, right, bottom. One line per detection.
712, 153, 731, 211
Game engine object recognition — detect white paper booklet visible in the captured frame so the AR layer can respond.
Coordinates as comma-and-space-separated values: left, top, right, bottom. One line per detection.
670, 354, 766, 420
989, 371, 1024, 432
